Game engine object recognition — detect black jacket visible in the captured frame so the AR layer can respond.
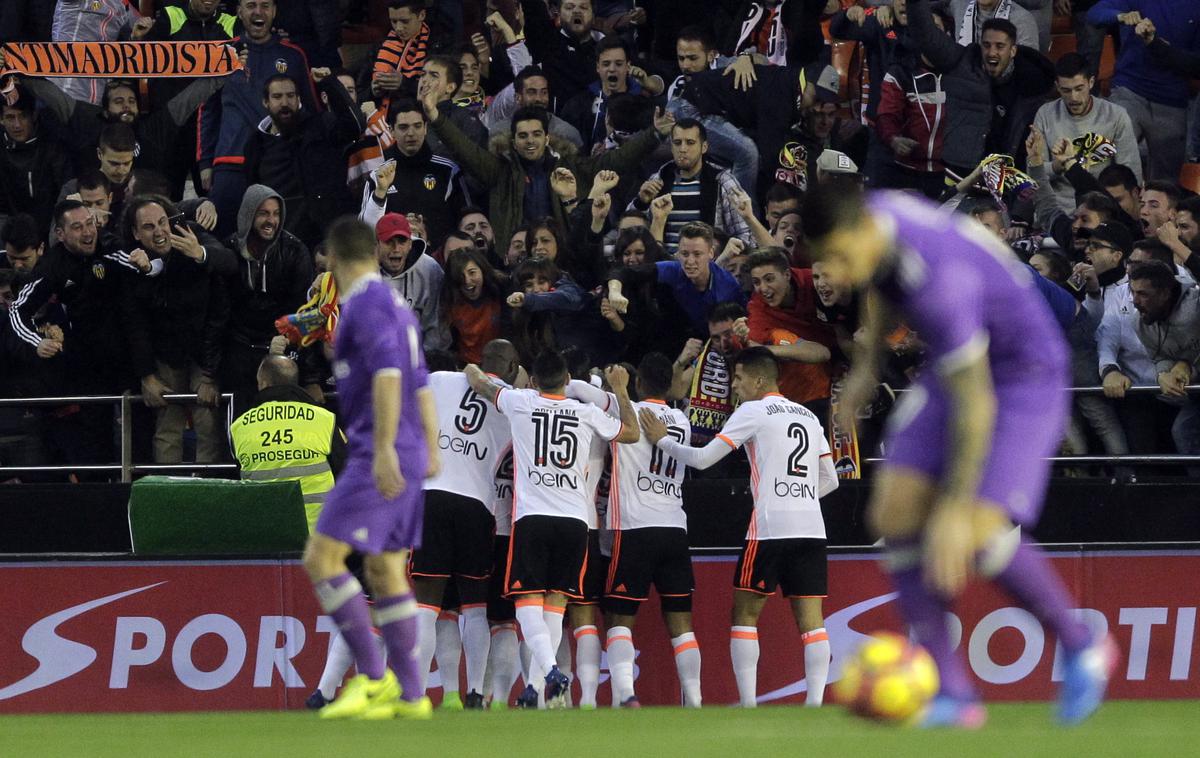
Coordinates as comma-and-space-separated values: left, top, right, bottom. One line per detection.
0, 131, 73, 232
829, 9, 918, 121
520, 0, 601, 108
244, 78, 362, 244
362, 142, 470, 250
222, 232, 313, 350
908, 0, 1054, 171
120, 225, 236, 378
719, 0, 827, 68
8, 242, 134, 392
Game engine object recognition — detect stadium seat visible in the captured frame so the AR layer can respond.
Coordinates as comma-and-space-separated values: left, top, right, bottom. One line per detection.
1179, 163, 1200, 195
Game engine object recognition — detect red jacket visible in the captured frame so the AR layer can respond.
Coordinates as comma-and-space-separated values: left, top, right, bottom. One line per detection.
876, 63, 946, 174
747, 268, 836, 404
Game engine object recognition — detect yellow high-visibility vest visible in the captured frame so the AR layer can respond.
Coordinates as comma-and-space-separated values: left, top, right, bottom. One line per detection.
231, 400, 337, 532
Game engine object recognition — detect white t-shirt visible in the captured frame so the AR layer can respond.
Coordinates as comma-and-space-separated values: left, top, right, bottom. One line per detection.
659, 392, 835, 540
496, 387, 624, 524
611, 400, 691, 531
424, 372, 512, 508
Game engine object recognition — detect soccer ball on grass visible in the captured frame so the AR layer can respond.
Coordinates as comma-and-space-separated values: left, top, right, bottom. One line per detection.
833, 632, 939, 724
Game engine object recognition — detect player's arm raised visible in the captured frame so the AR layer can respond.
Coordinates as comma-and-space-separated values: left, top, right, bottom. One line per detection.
926, 345, 998, 596
640, 408, 734, 470
465, 364, 502, 405
605, 365, 641, 443
372, 370, 405, 498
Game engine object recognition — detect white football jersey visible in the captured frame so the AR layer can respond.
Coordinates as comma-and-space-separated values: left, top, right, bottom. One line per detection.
496, 388, 624, 524
424, 372, 512, 508
493, 447, 515, 536
610, 400, 691, 531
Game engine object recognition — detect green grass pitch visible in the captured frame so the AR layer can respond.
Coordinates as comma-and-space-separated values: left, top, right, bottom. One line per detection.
3, 701, 1194, 758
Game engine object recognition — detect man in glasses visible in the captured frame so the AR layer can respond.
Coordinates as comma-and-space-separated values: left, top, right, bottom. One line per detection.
1074, 222, 1135, 322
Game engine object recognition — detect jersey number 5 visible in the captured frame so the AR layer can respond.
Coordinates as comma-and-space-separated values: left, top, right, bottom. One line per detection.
455, 389, 488, 434
532, 411, 579, 469
787, 422, 809, 478
648, 425, 686, 478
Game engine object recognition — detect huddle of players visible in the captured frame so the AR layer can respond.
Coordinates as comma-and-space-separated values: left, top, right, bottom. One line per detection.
413, 335, 839, 709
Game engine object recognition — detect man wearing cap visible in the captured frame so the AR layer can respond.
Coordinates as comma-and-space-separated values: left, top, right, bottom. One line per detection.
627, 118, 753, 251
1074, 222, 1135, 322
677, 61, 842, 193
815, 150, 861, 184
374, 212, 449, 351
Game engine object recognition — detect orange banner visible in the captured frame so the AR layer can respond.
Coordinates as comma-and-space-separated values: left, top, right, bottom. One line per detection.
0, 41, 242, 79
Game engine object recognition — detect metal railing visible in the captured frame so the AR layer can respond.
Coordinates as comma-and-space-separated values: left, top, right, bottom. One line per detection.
0, 384, 1198, 481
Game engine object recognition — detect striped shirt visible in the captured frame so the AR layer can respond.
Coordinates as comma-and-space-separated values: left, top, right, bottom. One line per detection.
665, 175, 703, 251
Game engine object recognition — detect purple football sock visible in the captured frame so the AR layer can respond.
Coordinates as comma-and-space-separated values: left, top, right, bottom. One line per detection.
994, 536, 1091, 654
376, 592, 423, 701
314, 572, 386, 680
885, 541, 978, 702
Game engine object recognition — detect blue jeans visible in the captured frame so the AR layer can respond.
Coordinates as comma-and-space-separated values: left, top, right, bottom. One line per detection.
1171, 398, 1200, 474
667, 99, 759, 200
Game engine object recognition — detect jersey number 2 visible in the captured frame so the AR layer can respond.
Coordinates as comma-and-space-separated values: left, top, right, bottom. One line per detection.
787, 423, 809, 477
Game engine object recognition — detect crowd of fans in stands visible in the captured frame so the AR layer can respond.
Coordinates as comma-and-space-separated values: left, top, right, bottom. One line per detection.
2, 0, 1199, 481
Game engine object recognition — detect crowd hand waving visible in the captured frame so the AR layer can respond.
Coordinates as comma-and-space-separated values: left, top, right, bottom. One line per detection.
128, 248, 152, 273
677, 338, 703, 367
732, 317, 750, 341
1050, 137, 1075, 173
407, 213, 427, 240
638, 177, 664, 205
470, 33, 492, 66
876, 5, 894, 28
604, 364, 630, 392
650, 193, 674, 221
1135, 18, 1156, 44
141, 374, 174, 409
591, 169, 620, 198
374, 160, 397, 199
730, 187, 755, 219
723, 55, 757, 92
1025, 127, 1046, 168
131, 17, 154, 40
195, 200, 218, 231
418, 77, 441, 121
171, 224, 206, 261
486, 12, 518, 44
506, 292, 526, 308
1117, 11, 1144, 26
653, 106, 676, 136
592, 192, 612, 222
551, 167, 579, 201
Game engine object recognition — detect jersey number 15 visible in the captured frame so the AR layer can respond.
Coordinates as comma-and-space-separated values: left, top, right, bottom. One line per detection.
532, 411, 579, 469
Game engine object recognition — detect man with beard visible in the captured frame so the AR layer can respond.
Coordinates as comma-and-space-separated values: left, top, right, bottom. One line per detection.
245, 73, 362, 247
120, 195, 236, 464
519, 0, 603, 107
374, 212, 449, 351
359, 98, 470, 251
1129, 260, 1200, 464
0, 86, 73, 233
908, 1, 1054, 178
199, 0, 319, 238
220, 185, 314, 412
8, 200, 140, 471
9, 45, 225, 180
739, 248, 835, 417
457, 208, 499, 266
1031, 53, 1141, 214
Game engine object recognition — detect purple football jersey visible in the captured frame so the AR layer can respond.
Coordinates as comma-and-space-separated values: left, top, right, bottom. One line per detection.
333, 275, 429, 466
868, 191, 1068, 388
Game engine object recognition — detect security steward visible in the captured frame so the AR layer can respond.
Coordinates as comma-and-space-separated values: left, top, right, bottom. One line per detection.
231, 354, 345, 531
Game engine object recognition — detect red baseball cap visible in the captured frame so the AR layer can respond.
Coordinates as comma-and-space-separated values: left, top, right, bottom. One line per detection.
376, 213, 412, 242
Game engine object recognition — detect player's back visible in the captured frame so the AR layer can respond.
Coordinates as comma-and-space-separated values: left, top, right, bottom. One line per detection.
333, 276, 428, 463
424, 371, 512, 505
497, 388, 619, 524
611, 400, 691, 531
868, 191, 1068, 388
719, 393, 831, 541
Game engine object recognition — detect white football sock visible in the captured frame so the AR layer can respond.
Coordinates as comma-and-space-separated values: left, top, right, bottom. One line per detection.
415, 604, 439, 694
488, 623, 519, 705
515, 601, 555, 683
606, 626, 635, 704
671, 632, 702, 708
461, 605, 490, 695
574, 625, 601, 707
730, 626, 759, 708
435, 612, 462, 698
519, 639, 533, 685
545, 607, 567, 672
802, 628, 831, 707
317, 631, 354, 699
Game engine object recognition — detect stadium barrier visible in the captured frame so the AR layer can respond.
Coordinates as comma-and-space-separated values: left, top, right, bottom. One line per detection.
1, 546, 1196, 712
